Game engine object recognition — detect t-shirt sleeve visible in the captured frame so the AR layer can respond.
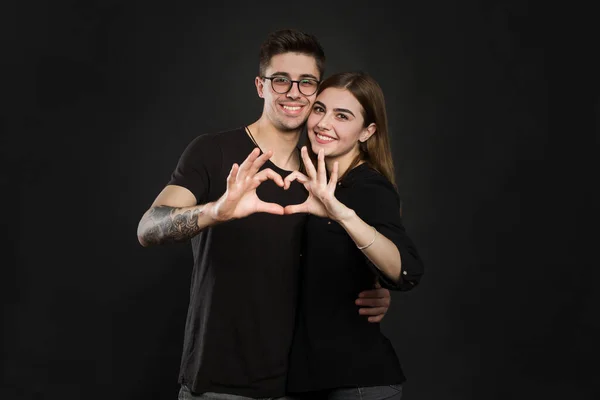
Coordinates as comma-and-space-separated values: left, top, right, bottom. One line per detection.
349, 177, 424, 291
167, 134, 221, 205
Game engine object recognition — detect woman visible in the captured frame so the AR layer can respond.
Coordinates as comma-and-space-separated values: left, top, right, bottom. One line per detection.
283, 72, 424, 400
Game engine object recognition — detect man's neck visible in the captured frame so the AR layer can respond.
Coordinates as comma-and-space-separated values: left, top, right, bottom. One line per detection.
246, 119, 302, 171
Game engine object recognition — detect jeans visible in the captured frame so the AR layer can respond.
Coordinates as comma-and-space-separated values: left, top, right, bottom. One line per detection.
178, 385, 290, 400
288, 385, 403, 400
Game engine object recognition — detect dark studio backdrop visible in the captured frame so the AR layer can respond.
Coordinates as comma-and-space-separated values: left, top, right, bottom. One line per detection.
2, 1, 598, 399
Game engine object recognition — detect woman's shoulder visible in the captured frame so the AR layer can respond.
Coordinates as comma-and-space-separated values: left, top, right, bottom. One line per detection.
343, 164, 396, 192
340, 164, 400, 210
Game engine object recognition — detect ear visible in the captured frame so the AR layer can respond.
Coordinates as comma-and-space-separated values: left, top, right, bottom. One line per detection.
359, 123, 376, 143
255, 76, 265, 98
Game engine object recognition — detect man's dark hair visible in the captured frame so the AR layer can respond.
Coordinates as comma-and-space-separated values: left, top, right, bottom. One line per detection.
258, 29, 326, 79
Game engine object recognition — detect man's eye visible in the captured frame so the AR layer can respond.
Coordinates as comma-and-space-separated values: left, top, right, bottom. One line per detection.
273, 77, 289, 84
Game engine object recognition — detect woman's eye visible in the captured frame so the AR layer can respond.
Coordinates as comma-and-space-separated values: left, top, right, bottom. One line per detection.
337, 113, 348, 120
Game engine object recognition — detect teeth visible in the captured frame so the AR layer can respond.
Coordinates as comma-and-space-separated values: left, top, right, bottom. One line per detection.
317, 134, 334, 142
283, 105, 301, 111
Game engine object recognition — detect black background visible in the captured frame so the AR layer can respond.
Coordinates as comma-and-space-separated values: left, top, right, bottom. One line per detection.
2, 1, 598, 399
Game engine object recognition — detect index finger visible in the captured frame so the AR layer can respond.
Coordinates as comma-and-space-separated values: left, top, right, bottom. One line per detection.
355, 297, 389, 307
252, 168, 284, 188
358, 288, 388, 298
284, 171, 309, 190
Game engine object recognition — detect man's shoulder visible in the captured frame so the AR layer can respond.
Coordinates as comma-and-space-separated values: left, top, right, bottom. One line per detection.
180, 127, 245, 153
187, 127, 246, 148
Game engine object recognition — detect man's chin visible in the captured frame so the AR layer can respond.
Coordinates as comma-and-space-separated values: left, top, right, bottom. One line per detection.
278, 119, 306, 132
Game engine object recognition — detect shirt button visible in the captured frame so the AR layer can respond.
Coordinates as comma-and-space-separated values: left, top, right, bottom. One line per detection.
327, 221, 331, 224
403, 271, 407, 275
300, 253, 302, 257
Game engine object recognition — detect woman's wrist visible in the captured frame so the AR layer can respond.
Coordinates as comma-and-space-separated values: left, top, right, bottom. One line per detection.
335, 207, 357, 226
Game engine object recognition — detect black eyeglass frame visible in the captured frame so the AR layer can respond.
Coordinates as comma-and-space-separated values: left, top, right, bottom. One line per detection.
261, 76, 320, 96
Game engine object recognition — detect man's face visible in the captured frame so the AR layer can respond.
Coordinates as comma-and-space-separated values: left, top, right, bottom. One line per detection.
256, 52, 320, 132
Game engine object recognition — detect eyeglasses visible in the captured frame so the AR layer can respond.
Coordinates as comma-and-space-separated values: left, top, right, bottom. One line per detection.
262, 76, 320, 96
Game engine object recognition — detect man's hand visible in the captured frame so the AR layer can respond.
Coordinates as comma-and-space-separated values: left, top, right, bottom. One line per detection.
356, 282, 391, 323
211, 148, 285, 221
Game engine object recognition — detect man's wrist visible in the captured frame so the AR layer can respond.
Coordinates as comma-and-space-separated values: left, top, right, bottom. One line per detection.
208, 195, 242, 223
204, 201, 225, 223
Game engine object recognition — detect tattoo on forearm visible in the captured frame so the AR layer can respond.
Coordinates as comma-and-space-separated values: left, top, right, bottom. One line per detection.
142, 205, 204, 245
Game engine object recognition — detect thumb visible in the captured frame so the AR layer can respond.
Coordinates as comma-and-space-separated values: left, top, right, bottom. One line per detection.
284, 202, 309, 215
256, 201, 285, 215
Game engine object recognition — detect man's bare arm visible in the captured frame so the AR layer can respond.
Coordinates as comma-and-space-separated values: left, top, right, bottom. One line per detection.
137, 148, 285, 247
137, 185, 219, 247
139, 205, 201, 245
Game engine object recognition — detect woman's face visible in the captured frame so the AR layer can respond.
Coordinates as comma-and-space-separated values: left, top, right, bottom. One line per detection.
307, 87, 372, 165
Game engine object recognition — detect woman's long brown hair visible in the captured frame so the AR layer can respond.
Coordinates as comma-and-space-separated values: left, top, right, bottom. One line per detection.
305, 71, 397, 187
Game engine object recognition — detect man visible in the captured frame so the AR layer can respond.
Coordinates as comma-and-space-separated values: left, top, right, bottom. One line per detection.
137, 29, 391, 399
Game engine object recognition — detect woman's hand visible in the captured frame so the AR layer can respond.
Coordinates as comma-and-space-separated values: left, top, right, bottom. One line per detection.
283, 147, 354, 222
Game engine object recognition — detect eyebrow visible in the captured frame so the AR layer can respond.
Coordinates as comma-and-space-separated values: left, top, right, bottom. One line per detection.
314, 101, 356, 117
270, 72, 319, 80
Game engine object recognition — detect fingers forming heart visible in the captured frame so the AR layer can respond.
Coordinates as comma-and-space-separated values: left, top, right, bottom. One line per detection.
284, 171, 310, 190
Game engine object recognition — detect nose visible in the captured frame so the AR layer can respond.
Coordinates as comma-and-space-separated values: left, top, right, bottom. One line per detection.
286, 82, 301, 99
316, 114, 332, 130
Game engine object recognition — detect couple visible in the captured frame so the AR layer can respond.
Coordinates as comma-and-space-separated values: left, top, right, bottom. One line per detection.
137, 29, 424, 400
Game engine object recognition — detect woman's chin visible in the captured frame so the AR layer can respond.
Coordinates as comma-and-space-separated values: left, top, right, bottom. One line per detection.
307, 140, 320, 154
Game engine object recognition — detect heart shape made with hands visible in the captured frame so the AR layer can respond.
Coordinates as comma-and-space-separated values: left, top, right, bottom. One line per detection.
219, 146, 350, 221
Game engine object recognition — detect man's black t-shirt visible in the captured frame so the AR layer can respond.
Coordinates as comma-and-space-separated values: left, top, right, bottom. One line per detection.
286, 164, 424, 393
168, 128, 308, 398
